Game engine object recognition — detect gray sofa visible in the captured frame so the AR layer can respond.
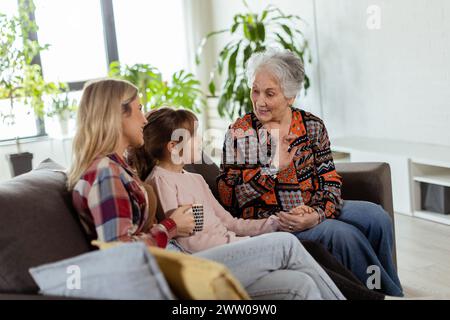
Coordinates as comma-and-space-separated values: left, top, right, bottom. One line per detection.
0, 158, 396, 299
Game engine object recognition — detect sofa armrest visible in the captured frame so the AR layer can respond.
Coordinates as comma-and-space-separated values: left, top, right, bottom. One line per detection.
336, 162, 397, 267
336, 162, 394, 217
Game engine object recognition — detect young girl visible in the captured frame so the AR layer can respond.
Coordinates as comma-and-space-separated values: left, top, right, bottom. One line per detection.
68, 78, 344, 300
129, 107, 280, 253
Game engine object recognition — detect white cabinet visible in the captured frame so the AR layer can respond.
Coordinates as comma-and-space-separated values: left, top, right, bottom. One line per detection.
411, 161, 450, 225
332, 137, 450, 225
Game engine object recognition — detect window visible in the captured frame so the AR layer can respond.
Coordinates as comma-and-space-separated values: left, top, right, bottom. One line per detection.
113, 0, 189, 78
1, 0, 193, 141
0, 1, 39, 141
0, 100, 39, 141
34, 0, 108, 83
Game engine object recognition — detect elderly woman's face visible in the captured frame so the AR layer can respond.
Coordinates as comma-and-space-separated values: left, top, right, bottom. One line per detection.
251, 70, 294, 123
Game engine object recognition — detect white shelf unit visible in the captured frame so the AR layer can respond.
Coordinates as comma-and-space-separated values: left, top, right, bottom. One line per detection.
414, 210, 450, 225
411, 162, 450, 225
331, 136, 450, 225
411, 164, 450, 187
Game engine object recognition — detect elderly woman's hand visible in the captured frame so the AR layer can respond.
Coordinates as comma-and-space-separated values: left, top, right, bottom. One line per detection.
276, 210, 320, 233
291, 205, 316, 215
271, 134, 300, 171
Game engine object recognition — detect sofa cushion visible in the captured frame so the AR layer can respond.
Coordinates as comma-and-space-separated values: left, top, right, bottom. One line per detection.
30, 242, 175, 300
0, 159, 91, 294
94, 241, 250, 300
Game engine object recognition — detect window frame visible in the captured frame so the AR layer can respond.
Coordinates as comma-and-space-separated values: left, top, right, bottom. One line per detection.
0, 0, 119, 142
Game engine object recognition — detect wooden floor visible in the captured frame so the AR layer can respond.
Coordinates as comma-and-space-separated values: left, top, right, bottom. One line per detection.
395, 213, 450, 299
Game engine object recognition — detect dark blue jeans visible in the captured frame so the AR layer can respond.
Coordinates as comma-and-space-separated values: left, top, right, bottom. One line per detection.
294, 200, 403, 296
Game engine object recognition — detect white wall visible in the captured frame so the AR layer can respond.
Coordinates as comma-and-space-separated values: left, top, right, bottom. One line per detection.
207, 0, 450, 147
315, 0, 450, 146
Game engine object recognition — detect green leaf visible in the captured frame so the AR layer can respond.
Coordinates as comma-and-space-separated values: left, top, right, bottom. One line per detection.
205, 28, 229, 39
217, 94, 229, 118
227, 42, 241, 80
242, 0, 250, 10
217, 44, 232, 74
280, 24, 293, 37
304, 74, 310, 93
260, 9, 269, 21
243, 23, 251, 40
274, 32, 293, 51
256, 22, 265, 42
243, 44, 253, 64
208, 79, 216, 96
231, 21, 240, 33
108, 60, 121, 77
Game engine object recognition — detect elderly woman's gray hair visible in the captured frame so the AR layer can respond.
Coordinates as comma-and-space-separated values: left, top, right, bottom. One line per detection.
246, 49, 305, 99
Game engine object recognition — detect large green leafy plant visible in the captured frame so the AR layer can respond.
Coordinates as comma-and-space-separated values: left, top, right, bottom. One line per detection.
109, 62, 205, 113
0, 0, 63, 127
196, 2, 312, 119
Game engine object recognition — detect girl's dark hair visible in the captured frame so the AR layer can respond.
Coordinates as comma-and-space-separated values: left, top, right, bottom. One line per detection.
128, 107, 198, 181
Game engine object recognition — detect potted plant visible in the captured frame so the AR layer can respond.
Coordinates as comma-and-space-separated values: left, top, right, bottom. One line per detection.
0, 0, 58, 176
46, 84, 78, 137
195, 1, 312, 119
109, 62, 205, 113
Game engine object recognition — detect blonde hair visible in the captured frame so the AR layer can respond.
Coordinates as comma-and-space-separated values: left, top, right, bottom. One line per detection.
67, 78, 138, 190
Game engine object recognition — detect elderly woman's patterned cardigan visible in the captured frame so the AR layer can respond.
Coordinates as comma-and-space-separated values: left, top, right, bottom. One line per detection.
217, 107, 344, 222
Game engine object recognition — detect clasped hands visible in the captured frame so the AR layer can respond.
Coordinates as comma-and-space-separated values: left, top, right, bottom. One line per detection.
276, 205, 320, 233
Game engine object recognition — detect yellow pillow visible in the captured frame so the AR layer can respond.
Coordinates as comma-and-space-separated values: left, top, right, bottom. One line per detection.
92, 241, 250, 300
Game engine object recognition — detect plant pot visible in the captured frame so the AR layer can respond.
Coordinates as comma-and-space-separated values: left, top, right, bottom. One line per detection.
58, 111, 70, 136
8, 152, 33, 177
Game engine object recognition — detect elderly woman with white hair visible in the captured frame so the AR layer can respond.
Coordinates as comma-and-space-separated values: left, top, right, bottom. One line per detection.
217, 49, 403, 297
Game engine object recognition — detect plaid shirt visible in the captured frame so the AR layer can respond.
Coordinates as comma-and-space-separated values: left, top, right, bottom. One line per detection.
72, 153, 176, 248
217, 108, 343, 222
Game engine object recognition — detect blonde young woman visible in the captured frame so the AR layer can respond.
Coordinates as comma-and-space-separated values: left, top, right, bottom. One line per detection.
67, 78, 344, 300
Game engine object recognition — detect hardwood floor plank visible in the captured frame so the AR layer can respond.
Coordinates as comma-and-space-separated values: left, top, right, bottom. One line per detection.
394, 213, 450, 299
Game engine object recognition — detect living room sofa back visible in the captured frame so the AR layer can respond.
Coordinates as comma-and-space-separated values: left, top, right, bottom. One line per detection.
0, 159, 91, 294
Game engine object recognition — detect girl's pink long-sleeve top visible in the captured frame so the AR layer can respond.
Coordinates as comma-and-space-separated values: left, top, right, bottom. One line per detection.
146, 165, 279, 253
